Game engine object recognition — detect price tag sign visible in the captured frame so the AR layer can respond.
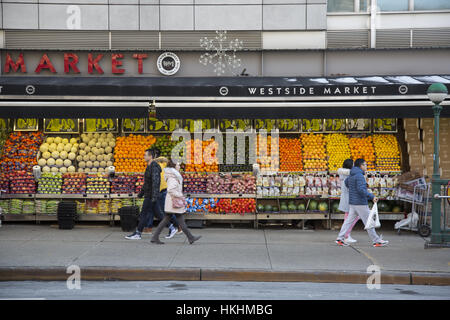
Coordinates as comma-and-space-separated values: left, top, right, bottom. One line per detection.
324, 119, 346, 132
347, 119, 371, 132
0, 119, 8, 131
219, 119, 252, 132
254, 119, 277, 132
83, 119, 118, 133
181, 119, 215, 133
122, 118, 146, 133
13, 118, 39, 131
147, 117, 180, 132
373, 118, 398, 133
301, 119, 324, 132
276, 119, 300, 132
44, 119, 79, 134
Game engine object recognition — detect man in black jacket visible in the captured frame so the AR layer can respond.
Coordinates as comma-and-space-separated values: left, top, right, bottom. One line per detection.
125, 148, 162, 240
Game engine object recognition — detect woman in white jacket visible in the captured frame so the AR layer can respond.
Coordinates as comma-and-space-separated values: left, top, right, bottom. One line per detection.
338, 159, 359, 243
151, 160, 202, 245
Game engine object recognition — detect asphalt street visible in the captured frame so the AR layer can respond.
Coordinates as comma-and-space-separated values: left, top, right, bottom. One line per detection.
0, 281, 449, 300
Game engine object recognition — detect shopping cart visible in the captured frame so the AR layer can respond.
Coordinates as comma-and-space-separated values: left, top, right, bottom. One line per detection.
396, 183, 431, 237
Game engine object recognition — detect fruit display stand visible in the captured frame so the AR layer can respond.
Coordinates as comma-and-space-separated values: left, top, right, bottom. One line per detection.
0, 193, 36, 222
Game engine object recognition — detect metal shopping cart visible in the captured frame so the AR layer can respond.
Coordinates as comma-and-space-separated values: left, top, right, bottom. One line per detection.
395, 183, 431, 237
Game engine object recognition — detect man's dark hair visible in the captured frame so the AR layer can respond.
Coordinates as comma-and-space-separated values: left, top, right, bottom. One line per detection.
342, 159, 354, 170
354, 158, 366, 168
145, 148, 160, 159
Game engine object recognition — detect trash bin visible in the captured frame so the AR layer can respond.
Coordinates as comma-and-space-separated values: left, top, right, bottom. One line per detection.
119, 206, 140, 232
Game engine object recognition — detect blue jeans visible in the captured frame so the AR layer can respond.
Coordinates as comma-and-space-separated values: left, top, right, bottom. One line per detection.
146, 190, 178, 229
137, 198, 162, 233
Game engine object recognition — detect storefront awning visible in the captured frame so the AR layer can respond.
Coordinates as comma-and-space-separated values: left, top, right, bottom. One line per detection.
0, 75, 449, 118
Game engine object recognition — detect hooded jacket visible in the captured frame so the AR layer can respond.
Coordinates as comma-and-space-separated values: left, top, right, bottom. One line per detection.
337, 168, 351, 212
138, 160, 161, 202
345, 166, 374, 206
164, 167, 185, 214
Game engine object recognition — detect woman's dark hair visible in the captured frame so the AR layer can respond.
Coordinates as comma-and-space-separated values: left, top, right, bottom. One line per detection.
342, 159, 354, 170
354, 158, 366, 168
167, 159, 177, 168
145, 148, 160, 159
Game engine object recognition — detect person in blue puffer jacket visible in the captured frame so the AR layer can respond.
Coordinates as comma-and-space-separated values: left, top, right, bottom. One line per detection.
335, 158, 389, 247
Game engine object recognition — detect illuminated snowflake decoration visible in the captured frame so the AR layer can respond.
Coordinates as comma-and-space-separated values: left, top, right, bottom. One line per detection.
199, 31, 244, 76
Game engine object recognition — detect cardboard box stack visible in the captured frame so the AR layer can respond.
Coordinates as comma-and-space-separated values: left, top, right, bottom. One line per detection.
403, 119, 424, 175
420, 118, 450, 179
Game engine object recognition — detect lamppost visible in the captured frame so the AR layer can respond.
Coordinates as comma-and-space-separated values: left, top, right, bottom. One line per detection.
426, 83, 448, 245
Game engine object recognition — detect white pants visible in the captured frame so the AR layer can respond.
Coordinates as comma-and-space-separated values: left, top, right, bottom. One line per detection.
337, 205, 381, 243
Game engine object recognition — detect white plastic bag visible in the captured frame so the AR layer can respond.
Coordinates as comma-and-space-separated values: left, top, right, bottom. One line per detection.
365, 203, 381, 229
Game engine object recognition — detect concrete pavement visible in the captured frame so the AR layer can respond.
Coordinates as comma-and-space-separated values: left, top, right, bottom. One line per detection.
0, 224, 449, 285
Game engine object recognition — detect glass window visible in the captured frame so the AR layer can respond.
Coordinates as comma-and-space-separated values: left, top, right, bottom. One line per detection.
415, 0, 450, 10
360, 0, 369, 11
377, 0, 409, 11
327, 0, 355, 12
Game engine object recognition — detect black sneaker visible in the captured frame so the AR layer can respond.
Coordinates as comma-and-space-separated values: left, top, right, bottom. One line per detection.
125, 231, 142, 240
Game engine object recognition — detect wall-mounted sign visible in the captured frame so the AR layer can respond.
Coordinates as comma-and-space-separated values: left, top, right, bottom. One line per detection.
276, 119, 300, 132
0, 119, 9, 131
180, 119, 215, 133
13, 118, 39, 131
324, 119, 346, 132
83, 119, 118, 133
254, 119, 277, 131
219, 119, 252, 132
148, 117, 180, 132
122, 118, 146, 133
44, 118, 79, 134
301, 119, 323, 132
347, 119, 371, 132
157, 52, 181, 76
373, 118, 398, 133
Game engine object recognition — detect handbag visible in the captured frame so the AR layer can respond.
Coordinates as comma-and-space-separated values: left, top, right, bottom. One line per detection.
365, 203, 381, 229
172, 195, 187, 208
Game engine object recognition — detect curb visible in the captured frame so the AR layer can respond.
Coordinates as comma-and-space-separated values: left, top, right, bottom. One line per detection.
0, 267, 448, 286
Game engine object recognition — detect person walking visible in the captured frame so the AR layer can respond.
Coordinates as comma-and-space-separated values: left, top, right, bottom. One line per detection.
142, 156, 183, 238
125, 148, 163, 240
151, 160, 202, 245
335, 158, 389, 247
337, 159, 359, 243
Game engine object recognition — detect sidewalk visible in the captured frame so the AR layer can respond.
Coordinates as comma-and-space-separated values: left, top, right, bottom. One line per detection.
0, 224, 449, 285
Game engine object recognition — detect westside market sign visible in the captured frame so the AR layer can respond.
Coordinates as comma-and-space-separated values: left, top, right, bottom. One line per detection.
245, 86, 377, 96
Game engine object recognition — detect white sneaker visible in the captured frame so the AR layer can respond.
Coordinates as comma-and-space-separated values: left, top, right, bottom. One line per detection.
125, 232, 142, 240
165, 227, 177, 239
345, 235, 357, 243
373, 239, 389, 247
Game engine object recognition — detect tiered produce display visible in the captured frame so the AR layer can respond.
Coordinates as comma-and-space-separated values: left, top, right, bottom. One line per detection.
62, 173, 87, 194
77, 133, 115, 173
301, 133, 327, 171
349, 135, 376, 171
373, 134, 401, 171
0, 132, 44, 173
114, 134, 156, 172
37, 172, 62, 194
184, 139, 219, 172
111, 174, 137, 194
256, 135, 279, 172
38, 136, 79, 174
9, 171, 36, 194
326, 133, 351, 172
279, 137, 303, 172
86, 174, 110, 194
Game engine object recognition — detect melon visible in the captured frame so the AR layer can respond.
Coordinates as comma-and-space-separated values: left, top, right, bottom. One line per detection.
87, 133, 94, 139
86, 161, 93, 168
93, 133, 100, 139
70, 147, 77, 154
68, 166, 76, 173
109, 141, 116, 148
78, 168, 84, 173
93, 161, 100, 167
85, 146, 91, 153
89, 154, 97, 162
82, 136, 90, 144
55, 159, 64, 167
39, 144, 49, 153
68, 152, 76, 160
92, 147, 99, 155
79, 161, 86, 168
309, 200, 318, 211
97, 154, 104, 161
106, 161, 113, 167
64, 144, 72, 152
49, 143, 57, 152
105, 146, 112, 154
82, 155, 90, 162
63, 159, 72, 167
318, 201, 329, 212
79, 150, 86, 156
100, 161, 107, 167
54, 137, 62, 144
70, 138, 77, 144
100, 133, 107, 139
79, 143, 87, 150
42, 151, 51, 159
91, 167, 98, 173
107, 133, 114, 139
38, 158, 47, 166
51, 151, 59, 159
95, 142, 102, 149
46, 137, 54, 144
51, 167, 59, 173
59, 167, 67, 174
56, 144, 64, 152
61, 138, 68, 145
100, 141, 108, 148
72, 143, 79, 149
88, 140, 96, 147
42, 166, 51, 173
98, 167, 105, 173
60, 151, 68, 159
47, 158, 56, 166
98, 148, 105, 155
76, 155, 83, 162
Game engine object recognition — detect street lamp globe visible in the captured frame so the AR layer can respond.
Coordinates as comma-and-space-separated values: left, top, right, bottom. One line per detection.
427, 83, 448, 105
